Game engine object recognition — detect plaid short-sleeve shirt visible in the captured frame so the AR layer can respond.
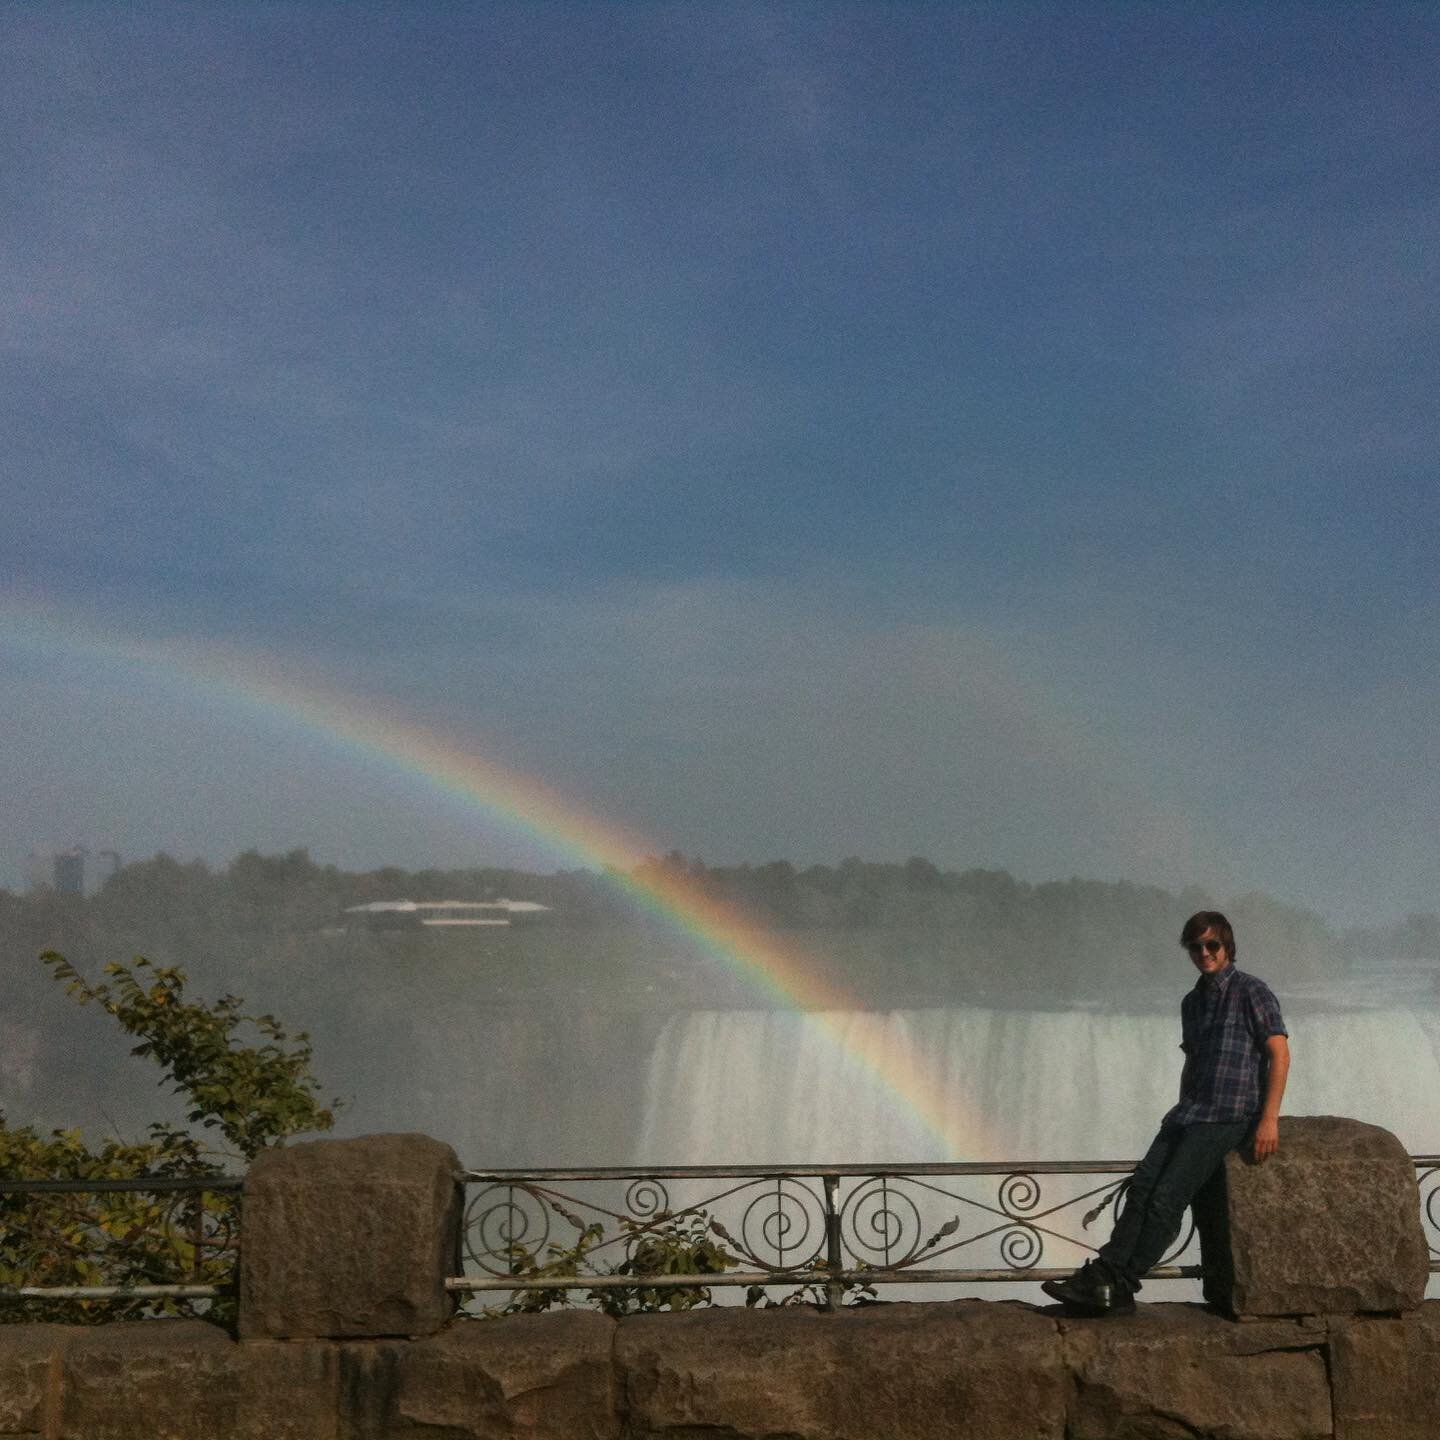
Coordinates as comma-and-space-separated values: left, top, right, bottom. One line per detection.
1162, 965, 1288, 1126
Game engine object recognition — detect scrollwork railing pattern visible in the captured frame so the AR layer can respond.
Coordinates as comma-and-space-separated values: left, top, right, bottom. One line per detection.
455, 1160, 1208, 1300
1417, 1162, 1440, 1265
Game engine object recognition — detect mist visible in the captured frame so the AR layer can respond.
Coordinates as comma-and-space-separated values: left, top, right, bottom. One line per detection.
5, 850, 1439, 1173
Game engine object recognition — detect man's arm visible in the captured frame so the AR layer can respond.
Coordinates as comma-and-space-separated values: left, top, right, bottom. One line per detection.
1178, 1055, 1192, 1106
1251, 1035, 1290, 1162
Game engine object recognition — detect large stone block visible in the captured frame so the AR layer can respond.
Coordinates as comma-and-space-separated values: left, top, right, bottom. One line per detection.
57, 1320, 340, 1440
616, 1300, 1067, 1440
239, 1132, 462, 1339
374, 1311, 619, 1439
1331, 1303, 1440, 1440
1062, 1303, 1331, 1440
1207, 1116, 1428, 1317
0, 1325, 73, 1438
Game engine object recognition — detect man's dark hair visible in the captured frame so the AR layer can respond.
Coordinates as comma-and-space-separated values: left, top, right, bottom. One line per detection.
1180, 910, 1236, 960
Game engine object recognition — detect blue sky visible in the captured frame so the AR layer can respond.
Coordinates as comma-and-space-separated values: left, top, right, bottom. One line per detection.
3, 3, 1437, 927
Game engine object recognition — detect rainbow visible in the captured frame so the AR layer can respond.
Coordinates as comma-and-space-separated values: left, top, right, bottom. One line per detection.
2, 595, 988, 1157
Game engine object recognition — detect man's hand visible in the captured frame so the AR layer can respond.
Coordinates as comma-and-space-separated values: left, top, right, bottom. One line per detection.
1252, 1035, 1290, 1163
1251, 1115, 1280, 1162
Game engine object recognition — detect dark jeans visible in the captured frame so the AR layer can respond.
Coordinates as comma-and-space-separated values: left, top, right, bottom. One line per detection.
1098, 1119, 1252, 1292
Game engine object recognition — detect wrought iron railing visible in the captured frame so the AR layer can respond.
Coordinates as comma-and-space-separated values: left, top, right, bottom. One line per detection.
453, 1156, 1440, 1308
0, 1176, 242, 1305
1418, 1157, 1440, 1264
5, 1158, 1438, 1308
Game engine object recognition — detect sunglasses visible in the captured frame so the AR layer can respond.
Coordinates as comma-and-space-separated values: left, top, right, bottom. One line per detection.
1184, 939, 1225, 956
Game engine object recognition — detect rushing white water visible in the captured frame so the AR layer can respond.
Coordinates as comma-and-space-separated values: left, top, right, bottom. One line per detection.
637, 1003, 1440, 1164
636, 998, 1440, 1304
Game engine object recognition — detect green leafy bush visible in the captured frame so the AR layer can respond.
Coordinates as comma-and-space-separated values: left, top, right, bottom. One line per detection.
489, 1206, 741, 1317
41, 952, 335, 1159
482, 1201, 878, 1316
1, 955, 336, 1324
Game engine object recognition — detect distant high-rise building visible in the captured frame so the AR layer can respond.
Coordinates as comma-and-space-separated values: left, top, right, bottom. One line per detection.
53, 847, 87, 895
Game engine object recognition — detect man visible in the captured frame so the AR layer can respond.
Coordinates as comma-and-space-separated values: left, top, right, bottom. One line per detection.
1042, 910, 1290, 1316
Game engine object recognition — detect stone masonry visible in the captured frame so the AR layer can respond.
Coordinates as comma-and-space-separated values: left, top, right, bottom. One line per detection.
239, 1132, 462, 1339
2, 1120, 1433, 1438
4, 1304, 1440, 1439
1202, 1115, 1429, 1317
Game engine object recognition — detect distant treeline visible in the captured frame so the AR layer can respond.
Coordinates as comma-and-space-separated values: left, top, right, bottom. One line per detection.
4, 848, 1437, 1142
3, 848, 1431, 1003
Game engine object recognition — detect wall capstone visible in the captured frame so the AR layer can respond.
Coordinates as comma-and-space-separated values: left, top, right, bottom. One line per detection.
1201, 1115, 1428, 1318
239, 1131, 461, 1339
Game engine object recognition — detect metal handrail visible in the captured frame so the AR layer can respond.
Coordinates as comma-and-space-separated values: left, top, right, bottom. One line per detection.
0, 1176, 244, 1194
0, 1174, 242, 1302
458, 1160, 1148, 1181
4, 1158, 1438, 1302
462, 1155, 1440, 1181
452, 1156, 1440, 1300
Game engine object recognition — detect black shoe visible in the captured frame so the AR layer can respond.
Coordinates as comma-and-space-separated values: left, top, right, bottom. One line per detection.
1040, 1258, 1104, 1306
1041, 1261, 1134, 1316
1090, 1284, 1136, 1316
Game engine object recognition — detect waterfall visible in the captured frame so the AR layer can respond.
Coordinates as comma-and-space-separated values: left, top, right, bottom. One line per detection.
637, 1004, 1440, 1164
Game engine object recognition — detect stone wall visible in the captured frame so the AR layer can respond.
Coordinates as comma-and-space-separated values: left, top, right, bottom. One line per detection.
3, 1121, 1432, 1439
3, 1301, 1439, 1439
